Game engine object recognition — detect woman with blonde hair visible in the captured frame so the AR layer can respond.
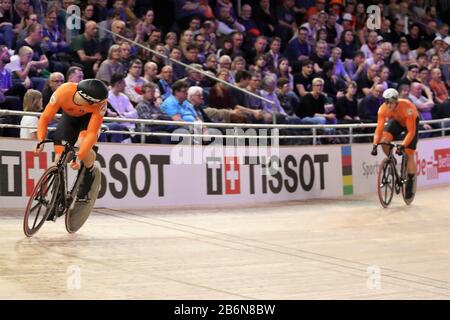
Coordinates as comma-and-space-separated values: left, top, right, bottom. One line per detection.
229, 56, 246, 83
96, 44, 124, 85
20, 89, 42, 139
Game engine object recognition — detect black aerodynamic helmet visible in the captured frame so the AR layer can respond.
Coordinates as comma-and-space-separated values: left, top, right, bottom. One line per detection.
76, 79, 108, 103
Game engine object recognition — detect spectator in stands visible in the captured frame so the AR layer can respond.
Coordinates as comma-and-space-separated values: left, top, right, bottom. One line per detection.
6, 45, 45, 91
398, 83, 410, 99
15, 23, 49, 77
16, 12, 38, 45
96, 44, 125, 86
265, 37, 282, 73
358, 84, 383, 123
106, 72, 138, 143
42, 71, 64, 107
100, 20, 126, 59
204, 53, 218, 74
378, 66, 395, 91
330, 47, 351, 84
238, 4, 260, 39
276, 0, 297, 43
216, 4, 245, 36
398, 63, 419, 86
118, 41, 133, 71
409, 82, 435, 121
0, 45, 24, 137
143, 61, 159, 84
276, 57, 294, 91
388, 18, 406, 46
360, 30, 379, 60
169, 46, 186, 81
429, 68, 449, 105
66, 65, 83, 83
124, 58, 145, 104
183, 63, 204, 87
230, 56, 246, 83
249, 54, 269, 78
246, 72, 264, 110
300, 13, 319, 46
158, 65, 174, 100
70, 21, 102, 79
338, 29, 358, 61
364, 47, 384, 71
284, 26, 311, 66
422, 20, 438, 49
179, 29, 194, 57
381, 41, 403, 84
294, 59, 314, 97
260, 74, 303, 125
325, 13, 343, 47
310, 40, 328, 73
135, 82, 173, 144
418, 67, 431, 87
12, 0, 31, 31
229, 31, 245, 59
356, 63, 380, 99
391, 38, 416, 71
406, 23, 422, 50
19, 89, 42, 139
344, 50, 365, 81
149, 43, 167, 72
174, 0, 212, 31
253, 0, 278, 38
245, 35, 268, 66
207, 68, 234, 110
296, 77, 336, 131
182, 43, 200, 65
161, 79, 199, 122
335, 81, 360, 124
163, 32, 178, 55
0, 0, 14, 49
277, 77, 298, 117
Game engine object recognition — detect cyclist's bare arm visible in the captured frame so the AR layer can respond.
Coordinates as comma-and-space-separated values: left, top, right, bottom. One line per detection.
373, 107, 387, 145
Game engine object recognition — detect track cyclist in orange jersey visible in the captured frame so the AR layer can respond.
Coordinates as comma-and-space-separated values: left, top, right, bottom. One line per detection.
34, 79, 109, 202
371, 88, 419, 200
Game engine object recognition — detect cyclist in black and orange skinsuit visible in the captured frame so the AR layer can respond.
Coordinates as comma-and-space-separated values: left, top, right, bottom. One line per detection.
371, 88, 419, 200
34, 79, 109, 203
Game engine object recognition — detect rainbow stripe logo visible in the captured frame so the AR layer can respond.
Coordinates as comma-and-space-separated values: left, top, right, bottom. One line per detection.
341, 146, 353, 195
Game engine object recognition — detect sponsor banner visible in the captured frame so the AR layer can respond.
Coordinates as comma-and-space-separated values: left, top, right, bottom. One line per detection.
0, 138, 342, 208
352, 137, 450, 193
2, 137, 449, 209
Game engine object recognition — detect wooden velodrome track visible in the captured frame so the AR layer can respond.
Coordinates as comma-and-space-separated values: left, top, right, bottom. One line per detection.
1, 184, 450, 299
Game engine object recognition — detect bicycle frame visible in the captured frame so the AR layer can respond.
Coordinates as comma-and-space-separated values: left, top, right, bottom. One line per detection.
37, 140, 85, 218
378, 142, 408, 188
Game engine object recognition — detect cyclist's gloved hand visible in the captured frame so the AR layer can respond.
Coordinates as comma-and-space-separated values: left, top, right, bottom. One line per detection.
33, 141, 44, 155
371, 144, 378, 156
396, 145, 405, 156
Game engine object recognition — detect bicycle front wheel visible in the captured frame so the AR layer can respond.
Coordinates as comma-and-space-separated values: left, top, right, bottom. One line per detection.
378, 158, 395, 208
23, 166, 60, 237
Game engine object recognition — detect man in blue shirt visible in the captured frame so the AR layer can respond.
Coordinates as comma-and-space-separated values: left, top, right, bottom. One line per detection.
161, 79, 199, 122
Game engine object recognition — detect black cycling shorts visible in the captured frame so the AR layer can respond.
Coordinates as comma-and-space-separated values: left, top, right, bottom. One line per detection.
383, 118, 419, 150
53, 112, 92, 146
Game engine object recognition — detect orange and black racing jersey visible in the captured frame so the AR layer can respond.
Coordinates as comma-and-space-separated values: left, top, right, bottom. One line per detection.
373, 98, 419, 147
37, 82, 107, 160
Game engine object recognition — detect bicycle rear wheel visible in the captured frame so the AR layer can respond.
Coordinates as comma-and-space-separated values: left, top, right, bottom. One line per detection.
378, 158, 395, 208
23, 166, 60, 237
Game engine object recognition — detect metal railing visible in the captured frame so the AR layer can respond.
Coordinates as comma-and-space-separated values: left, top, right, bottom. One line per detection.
2, 110, 450, 145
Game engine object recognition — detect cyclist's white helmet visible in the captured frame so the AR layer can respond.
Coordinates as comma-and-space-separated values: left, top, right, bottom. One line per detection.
382, 88, 399, 101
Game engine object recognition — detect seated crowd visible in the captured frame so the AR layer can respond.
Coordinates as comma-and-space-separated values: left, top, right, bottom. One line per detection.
1, 0, 450, 144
